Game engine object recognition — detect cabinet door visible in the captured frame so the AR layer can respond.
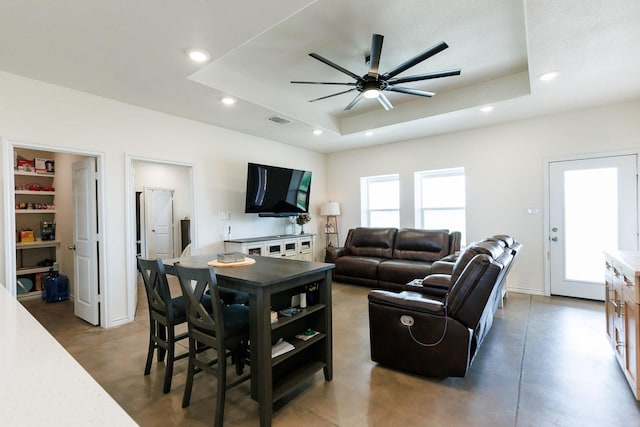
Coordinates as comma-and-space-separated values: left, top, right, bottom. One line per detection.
612, 266, 626, 361
266, 241, 283, 257
624, 293, 638, 390
606, 259, 615, 342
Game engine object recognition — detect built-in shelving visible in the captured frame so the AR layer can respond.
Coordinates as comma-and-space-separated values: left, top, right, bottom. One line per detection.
14, 150, 60, 298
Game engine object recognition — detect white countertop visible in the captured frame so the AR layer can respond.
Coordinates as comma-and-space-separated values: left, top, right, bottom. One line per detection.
0, 284, 138, 426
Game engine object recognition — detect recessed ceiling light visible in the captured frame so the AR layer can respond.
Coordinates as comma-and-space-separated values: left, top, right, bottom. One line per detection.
186, 48, 210, 63
480, 106, 494, 113
221, 97, 236, 105
312, 129, 323, 136
364, 131, 374, 136
539, 71, 559, 81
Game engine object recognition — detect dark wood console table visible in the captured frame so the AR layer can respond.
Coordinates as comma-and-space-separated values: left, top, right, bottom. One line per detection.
163, 254, 334, 427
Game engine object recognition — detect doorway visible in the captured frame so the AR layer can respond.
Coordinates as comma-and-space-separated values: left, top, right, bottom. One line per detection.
144, 187, 175, 259
547, 153, 639, 300
126, 157, 195, 321
2, 138, 105, 325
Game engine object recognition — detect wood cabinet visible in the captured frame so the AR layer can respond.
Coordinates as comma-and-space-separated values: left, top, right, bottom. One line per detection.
14, 164, 60, 298
605, 250, 640, 399
225, 234, 314, 262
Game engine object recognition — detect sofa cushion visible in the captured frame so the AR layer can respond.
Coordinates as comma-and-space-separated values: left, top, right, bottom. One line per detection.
392, 229, 450, 262
378, 259, 434, 287
346, 227, 396, 259
335, 256, 386, 281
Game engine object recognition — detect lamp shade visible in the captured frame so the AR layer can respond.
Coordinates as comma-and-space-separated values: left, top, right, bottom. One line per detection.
320, 201, 341, 216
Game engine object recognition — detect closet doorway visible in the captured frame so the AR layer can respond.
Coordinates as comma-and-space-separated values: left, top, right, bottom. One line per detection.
2, 138, 105, 326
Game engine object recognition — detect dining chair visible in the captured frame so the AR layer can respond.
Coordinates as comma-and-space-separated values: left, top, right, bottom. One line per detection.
137, 257, 189, 393
173, 263, 250, 427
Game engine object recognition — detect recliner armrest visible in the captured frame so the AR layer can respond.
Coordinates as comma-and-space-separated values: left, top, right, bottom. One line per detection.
324, 246, 346, 263
431, 260, 456, 275
368, 290, 446, 315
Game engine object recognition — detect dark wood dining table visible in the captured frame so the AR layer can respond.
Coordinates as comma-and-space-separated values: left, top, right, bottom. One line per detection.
162, 254, 334, 427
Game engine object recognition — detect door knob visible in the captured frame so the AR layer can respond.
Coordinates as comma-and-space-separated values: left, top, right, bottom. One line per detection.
551, 237, 558, 242
68, 244, 76, 250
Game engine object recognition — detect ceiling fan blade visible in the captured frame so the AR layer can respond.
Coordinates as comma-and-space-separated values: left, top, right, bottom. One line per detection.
387, 69, 461, 85
308, 88, 357, 102
309, 53, 361, 81
291, 81, 357, 86
344, 92, 364, 110
381, 41, 449, 80
386, 86, 435, 97
377, 92, 394, 110
368, 34, 384, 77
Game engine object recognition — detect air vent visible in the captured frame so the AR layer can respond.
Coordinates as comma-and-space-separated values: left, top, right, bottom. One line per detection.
268, 116, 291, 125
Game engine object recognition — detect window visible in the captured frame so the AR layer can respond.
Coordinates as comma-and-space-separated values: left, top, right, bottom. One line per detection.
361, 174, 399, 227
415, 167, 466, 242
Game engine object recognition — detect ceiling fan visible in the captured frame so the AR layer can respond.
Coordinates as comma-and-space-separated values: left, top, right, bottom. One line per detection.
291, 34, 461, 111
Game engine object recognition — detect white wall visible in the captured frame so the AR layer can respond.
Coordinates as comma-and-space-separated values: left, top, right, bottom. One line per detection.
327, 100, 640, 295
0, 71, 328, 327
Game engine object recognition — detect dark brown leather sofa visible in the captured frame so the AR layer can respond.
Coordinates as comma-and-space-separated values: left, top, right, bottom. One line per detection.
325, 227, 461, 291
367, 236, 520, 377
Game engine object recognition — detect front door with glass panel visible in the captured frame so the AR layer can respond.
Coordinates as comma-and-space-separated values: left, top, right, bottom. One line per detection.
549, 154, 638, 300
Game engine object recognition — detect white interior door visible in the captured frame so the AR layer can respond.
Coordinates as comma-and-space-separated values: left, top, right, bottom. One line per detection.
145, 188, 174, 258
72, 158, 99, 325
549, 155, 638, 300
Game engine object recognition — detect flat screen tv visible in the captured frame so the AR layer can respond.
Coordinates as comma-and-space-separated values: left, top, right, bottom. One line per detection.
244, 162, 312, 217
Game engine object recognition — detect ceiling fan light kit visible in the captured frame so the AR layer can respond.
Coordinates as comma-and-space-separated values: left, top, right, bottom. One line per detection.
291, 34, 461, 111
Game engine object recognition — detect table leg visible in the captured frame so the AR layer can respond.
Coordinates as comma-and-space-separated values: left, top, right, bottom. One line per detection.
251, 289, 273, 427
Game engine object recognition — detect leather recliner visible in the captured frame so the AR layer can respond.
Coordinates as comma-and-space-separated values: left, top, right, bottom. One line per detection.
368, 237, 518, 378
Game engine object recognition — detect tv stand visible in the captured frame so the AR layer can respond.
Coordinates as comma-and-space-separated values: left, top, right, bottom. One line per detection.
225, 234, 314, 262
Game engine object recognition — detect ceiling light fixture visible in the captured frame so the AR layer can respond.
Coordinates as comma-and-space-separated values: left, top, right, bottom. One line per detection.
539, 71, 558, 81
480, 106, 494, 113
186, 48, 210, 63
313, 129, 323, 136
221, 97, 236, 105
363, 88, 381, 99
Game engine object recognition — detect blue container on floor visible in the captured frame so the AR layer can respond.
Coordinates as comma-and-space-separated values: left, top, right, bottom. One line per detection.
43, 270, 69, 303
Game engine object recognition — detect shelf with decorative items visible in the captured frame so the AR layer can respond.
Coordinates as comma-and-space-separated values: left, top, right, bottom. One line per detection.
14, 151, 59, 299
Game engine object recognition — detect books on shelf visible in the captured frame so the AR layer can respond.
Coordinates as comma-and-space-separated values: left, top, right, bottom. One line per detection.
279, 307, 301, 317
295, 329, 319, 341
271, 339, 295, 358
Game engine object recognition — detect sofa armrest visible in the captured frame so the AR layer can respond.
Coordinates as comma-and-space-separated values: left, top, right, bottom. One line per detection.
324, 246, 346, 263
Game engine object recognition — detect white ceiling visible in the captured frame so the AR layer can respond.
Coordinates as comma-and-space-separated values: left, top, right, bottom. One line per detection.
1, 0, 639, 153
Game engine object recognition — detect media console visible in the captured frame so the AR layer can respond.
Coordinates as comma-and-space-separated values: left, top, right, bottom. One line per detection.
224, 234, 314, 262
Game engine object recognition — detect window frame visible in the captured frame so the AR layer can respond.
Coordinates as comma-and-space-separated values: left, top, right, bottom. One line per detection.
360, 173, 400, 227
414, 167, 466, 241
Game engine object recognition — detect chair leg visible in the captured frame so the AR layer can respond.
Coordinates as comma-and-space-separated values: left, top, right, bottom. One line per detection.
235, 344, 246, 376
163, 325, 176, 393
144, 320, 156, 376
157, 324, 167, 362
215, 356, 227, 427
182, 338, 197, 408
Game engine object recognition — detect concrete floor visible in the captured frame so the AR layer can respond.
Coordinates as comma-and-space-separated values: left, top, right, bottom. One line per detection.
22, 282, 640, 427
